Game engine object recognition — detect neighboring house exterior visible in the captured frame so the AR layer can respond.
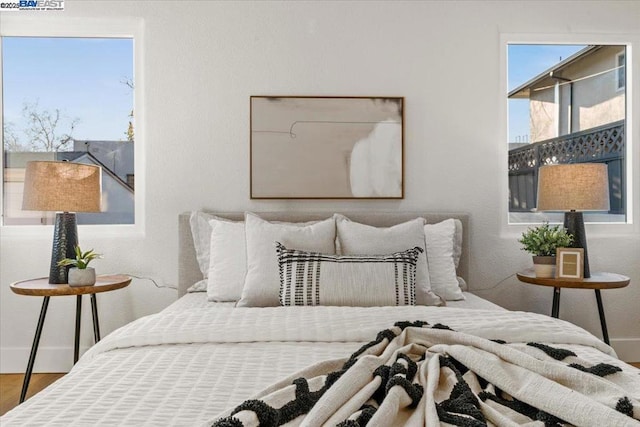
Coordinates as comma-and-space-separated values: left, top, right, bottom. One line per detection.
508, 45, 626, 215
3, 140, 134, 225
509, 45, 625, 143
73, 140, 135, 189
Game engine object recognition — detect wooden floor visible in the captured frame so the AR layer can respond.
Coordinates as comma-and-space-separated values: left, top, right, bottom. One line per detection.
2, 364, 640, 416
0, 373, 65, 416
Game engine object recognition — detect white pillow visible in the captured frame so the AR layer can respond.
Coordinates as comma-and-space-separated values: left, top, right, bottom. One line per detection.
335, 214, 443, 306
207, 218, 246, 301
424, 219, 465, 300
457, 276, 468, 291
276, 243, 422, 307
453, 218, 463, 269
189, 211, 216, 279
237, 212, 337, 307
186, 279, 207, 293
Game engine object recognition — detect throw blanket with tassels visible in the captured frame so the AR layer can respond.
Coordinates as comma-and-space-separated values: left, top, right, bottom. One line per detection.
212, 321, 640, 427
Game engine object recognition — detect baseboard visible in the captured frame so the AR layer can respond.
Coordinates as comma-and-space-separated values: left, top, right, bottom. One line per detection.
610, 338, 640, 363
1, 346, 89, 374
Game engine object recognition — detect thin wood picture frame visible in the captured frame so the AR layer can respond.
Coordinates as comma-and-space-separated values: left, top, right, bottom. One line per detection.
556, 247, 584, 280
250, 96, 404, 199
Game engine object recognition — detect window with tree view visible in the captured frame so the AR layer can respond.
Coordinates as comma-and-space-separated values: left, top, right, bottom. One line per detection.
508, 44, 627, 224
2, 37, 134, 225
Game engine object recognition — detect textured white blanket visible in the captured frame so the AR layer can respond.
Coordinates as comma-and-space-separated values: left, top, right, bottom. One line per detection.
212, 321, 640, 426
80, 305, 616, 362
3, 304, 638, 426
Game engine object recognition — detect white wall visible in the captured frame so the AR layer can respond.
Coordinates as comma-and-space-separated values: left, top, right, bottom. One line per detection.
1, 0, 639, 373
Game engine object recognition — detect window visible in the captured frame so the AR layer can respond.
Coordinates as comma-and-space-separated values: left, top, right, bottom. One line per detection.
2, 36, 135, 225
507, 44, 628, 224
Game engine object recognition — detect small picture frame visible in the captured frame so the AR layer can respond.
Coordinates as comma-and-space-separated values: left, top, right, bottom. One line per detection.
556, 248, 584, 280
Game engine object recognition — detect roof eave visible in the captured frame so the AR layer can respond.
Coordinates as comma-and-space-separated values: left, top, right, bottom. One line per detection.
507, 45, 600, 99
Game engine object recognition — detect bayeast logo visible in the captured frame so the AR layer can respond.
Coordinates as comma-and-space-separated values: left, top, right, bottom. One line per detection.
0, 0, 63, 10
21, 0, 63, 7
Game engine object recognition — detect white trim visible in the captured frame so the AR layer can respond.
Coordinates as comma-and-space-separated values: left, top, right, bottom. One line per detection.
0, 16, 141, 37
0, 16, 145, 237
0, 29, 4, 230
500, 33, 639, 239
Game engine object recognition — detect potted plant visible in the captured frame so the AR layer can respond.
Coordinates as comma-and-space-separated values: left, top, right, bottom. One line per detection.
518, 223, 573, 278
57, 246, 102, 287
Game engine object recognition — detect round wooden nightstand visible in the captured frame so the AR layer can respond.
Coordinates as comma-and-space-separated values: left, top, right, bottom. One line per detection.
516, 270, 629, 345
10, 274, 131, 403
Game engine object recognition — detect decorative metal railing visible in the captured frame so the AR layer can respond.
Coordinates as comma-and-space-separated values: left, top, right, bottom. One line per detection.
508, 120, 625, 213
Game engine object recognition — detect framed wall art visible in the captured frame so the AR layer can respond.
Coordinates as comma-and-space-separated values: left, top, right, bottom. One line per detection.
556, 247, 584, 280
250, 96, 404, 199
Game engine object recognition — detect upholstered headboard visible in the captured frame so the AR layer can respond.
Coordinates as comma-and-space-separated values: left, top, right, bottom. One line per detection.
178, 211, 470, 297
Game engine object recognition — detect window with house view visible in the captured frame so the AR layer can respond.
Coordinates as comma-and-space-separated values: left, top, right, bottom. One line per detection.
508, 44, 627, 224
2, 37, 134, 225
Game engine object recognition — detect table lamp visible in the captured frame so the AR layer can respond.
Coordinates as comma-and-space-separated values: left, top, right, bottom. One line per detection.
22, 161, 102, 284
536, 163, 610, 278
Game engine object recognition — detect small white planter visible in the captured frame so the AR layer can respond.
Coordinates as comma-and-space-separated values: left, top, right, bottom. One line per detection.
532, 256, 556, 278
68, 267, 96, 287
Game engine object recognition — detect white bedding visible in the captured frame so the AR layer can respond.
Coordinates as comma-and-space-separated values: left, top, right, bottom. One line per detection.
166, 291, 505, 312
2, 293, 635, 426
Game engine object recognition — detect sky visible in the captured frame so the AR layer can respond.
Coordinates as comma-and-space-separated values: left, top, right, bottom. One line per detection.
508, 44, 585, 144
2, 39, 585, 148
2, 37, 133, 148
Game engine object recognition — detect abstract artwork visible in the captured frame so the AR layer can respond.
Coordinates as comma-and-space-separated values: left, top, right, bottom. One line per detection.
250, 96, 403, 199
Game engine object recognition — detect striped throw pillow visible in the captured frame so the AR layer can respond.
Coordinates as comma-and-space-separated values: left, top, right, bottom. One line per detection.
275, 242, 423, 307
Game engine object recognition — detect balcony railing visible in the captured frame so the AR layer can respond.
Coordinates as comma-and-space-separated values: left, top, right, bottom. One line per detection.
508, 120, 625, 213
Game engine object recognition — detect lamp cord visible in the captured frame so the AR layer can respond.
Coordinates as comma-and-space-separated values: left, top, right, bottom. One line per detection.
116, 274, 517, 292
471, 273, 517, 292
115, 274, 516, 293
114, 274, 177, 290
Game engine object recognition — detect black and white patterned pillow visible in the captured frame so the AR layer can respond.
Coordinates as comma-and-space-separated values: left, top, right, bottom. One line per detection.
275, 242, 423, 307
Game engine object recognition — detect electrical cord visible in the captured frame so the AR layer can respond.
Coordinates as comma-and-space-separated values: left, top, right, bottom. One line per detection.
471, 273, 518, 292
113, 272, 518, 293
115, 273, 518, 293
110, 274, 177, 290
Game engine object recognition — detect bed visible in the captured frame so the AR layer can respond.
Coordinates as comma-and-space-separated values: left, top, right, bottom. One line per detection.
1, 211, 638, 426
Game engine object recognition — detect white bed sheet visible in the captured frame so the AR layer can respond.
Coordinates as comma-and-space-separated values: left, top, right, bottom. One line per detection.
166, 291, 505, 312
2, 292, 634, 427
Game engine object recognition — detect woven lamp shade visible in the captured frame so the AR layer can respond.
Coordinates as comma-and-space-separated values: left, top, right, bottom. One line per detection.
537, 164, 610, 212
22, 161, 102, 213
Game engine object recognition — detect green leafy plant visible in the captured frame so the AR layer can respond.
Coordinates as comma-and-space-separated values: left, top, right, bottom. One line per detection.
518, 223, 573, 257
57, 246, 102, 269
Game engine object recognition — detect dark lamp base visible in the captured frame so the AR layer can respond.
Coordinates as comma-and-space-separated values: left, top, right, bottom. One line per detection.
49, 212, 78, 284
563, 211, 590, 278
